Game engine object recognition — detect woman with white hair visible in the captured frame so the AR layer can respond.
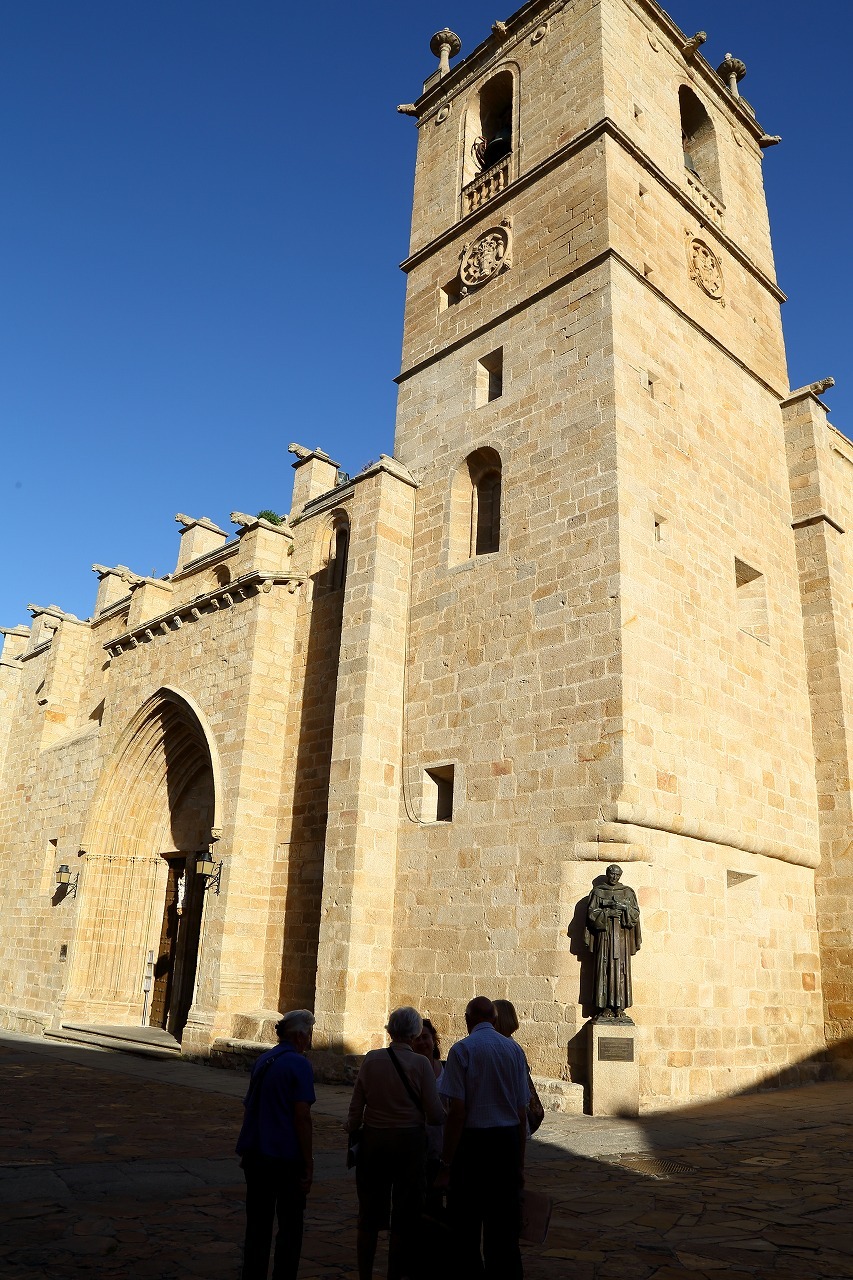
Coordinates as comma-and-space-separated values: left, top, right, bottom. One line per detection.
347, 1005, 446, 1280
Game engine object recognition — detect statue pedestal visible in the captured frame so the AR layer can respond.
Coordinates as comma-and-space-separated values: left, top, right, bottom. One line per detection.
589, 1021, 639, 1117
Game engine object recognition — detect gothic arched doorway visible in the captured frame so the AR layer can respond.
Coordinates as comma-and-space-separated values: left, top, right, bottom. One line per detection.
66, 689, 219, 1041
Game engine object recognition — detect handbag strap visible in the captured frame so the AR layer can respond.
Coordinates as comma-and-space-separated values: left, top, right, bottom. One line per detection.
244, 1045, 290, 1111
386, 1047, 424, 1114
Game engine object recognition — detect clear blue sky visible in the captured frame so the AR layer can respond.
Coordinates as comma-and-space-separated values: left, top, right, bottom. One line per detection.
1, 1, 849, 627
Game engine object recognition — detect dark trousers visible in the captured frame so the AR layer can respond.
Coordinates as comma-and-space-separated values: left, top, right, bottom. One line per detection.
448, 1126, 523, 1280
241, 1153, 305, 1280
356, 1125, 427, 1231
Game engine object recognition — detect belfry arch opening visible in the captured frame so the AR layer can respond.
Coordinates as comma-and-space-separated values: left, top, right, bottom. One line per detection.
68, 690, 218, 1041
463, 70, 515, 188
679, 85, 721, 200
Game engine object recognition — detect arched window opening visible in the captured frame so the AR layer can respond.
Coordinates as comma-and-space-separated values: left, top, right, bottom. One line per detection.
473, 73, 513, 172
450, 447, 503, 564
679, 86, 721, 200
329, 520, 349, 591
213, 564, 231, 588
462, 70, 515, 211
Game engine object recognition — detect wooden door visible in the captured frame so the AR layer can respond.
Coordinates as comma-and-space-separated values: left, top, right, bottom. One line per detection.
149, 858, 185, 1030
167, 860, 205, 1039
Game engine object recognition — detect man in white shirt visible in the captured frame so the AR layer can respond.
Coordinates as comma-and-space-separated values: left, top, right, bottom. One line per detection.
438, 996, 530, 1278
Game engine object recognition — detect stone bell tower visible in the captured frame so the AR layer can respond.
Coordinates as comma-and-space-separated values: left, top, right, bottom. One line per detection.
372, 0, 827, 1107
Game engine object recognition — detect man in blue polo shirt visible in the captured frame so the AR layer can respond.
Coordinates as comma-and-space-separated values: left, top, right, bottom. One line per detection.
439, 996, 530, 1279
236, 1008, 316, 1280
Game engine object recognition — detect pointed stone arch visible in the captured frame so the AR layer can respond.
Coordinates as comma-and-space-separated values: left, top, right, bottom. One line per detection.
65, 689, 221, 1035
80, 687, 222, 861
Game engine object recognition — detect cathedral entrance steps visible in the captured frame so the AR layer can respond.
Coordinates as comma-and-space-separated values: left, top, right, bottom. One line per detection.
44, 1023, 181, 1060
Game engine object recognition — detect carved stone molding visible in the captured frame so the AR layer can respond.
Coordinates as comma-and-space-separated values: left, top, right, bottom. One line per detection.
103, 572, 304, 658
686, 235, 725, 304
459, 220, 512, 288
419, 0, 568, 122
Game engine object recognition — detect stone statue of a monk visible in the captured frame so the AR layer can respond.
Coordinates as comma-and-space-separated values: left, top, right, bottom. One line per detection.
585, 864, 642, 1023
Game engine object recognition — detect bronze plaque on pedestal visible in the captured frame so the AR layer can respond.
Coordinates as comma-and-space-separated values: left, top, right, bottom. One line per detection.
598, 1036, 634, 1062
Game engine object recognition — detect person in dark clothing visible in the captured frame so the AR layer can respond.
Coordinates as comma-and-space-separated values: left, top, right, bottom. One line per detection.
438, 996, 529, 1279
236, 1008, 316, 1280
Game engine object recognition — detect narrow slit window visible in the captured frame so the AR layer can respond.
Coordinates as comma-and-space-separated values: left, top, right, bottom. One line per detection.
735, 558, 768, 643
424, 765, 455, 822
476, 348, 503, 406
330, 524, 349, 591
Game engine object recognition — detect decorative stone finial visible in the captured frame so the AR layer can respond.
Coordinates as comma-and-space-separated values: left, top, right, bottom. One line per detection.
717, 52, 746, 98
810, 377, 835, 396
759, 134, 782, 149
682, 31, 706, 62
397, 103, 418, 116
430, 29, 462, 78
492, 20, 508, 38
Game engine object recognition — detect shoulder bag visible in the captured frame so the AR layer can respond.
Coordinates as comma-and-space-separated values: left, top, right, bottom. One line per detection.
527, 1069, 545, 1135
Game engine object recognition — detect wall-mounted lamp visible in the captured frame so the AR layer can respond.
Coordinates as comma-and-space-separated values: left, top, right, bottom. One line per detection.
56, 865, 79, 897
196, 852, 222, 895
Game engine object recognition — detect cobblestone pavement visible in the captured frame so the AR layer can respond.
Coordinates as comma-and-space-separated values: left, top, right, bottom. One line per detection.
0, 1030, 851, 1278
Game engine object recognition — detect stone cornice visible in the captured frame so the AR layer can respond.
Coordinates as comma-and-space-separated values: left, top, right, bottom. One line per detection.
400, 118, 784, 306
297, 454, 417, 524
20, 640, 52, 663
585, 802, 818, 869
356, 454, 418, 488
791, 512, 845, 536
103, 571, 304, 658
170, 541, 239, 585
781, 383, 833, 412
397, 246, 788, 402
294, 483, 355, 524
612, 252, 788, 399
27, 604, 87, 626
415, 0, 567, 122
412, 0, 767, 142
91, 597, 132, 628
629, 0, 767, 140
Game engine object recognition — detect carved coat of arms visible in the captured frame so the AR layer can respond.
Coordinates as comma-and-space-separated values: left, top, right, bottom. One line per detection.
686, 236, 724, 303
460, 221, 512, 288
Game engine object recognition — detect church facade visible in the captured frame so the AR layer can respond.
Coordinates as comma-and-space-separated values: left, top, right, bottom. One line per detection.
2, 0, 851, 1109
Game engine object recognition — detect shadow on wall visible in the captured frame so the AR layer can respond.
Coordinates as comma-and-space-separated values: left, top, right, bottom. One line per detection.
276, 547, 346, 1013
